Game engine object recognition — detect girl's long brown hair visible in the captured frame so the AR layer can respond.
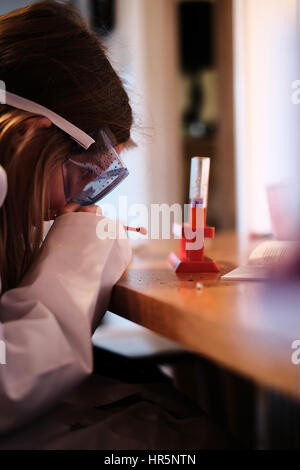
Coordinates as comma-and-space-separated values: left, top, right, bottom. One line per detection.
0, 0, 133, 293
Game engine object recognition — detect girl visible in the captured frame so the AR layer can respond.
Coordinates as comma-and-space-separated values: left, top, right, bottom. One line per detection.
0, 0, 132, 434
0, 1, 236, 449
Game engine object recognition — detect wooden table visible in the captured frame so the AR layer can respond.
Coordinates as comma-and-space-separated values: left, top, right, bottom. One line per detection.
109, 232, 300, 400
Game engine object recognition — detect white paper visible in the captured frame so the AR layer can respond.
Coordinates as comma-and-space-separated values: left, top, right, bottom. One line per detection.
221, 265, 270, 281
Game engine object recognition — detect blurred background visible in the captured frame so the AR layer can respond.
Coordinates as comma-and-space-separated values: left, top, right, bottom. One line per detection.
1, 0, 299, 356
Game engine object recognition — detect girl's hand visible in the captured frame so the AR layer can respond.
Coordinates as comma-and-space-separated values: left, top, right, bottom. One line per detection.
55, 202, 102, 218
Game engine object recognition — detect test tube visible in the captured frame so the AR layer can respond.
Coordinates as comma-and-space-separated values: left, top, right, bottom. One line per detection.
189, 156, 210, 227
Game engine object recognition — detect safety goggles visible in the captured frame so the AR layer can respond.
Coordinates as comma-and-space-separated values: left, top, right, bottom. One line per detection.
3, 90, 129, 205
61, 128, 128, 205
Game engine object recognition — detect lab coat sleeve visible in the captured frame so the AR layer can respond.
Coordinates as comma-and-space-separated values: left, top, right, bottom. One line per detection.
0, 212, 132, 433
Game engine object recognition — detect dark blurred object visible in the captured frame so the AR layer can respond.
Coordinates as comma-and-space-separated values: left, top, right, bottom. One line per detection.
90, 0, 115, 36
179, 1, 215, 139
178, 1, 214, 73
182, 75, 204, 136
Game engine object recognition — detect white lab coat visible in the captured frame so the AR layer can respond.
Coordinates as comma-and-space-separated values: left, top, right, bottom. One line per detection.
0, 211, 132, 434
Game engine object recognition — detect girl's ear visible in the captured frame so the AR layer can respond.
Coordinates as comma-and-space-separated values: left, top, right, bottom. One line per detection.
115, 143, 124, 154
22, 117, 52, 131
12, 117, 52, 149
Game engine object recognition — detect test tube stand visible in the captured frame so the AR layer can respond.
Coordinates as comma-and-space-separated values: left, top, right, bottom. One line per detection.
168, 209, 220, 273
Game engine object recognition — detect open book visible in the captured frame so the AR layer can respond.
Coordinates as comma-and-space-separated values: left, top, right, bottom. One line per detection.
221, 240, 298, 281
